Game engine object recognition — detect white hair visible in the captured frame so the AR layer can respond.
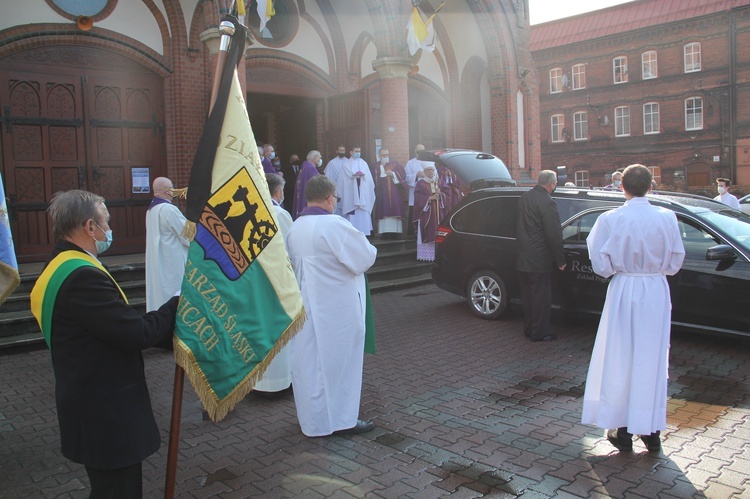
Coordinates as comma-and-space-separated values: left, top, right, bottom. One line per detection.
307, 150, 321, 161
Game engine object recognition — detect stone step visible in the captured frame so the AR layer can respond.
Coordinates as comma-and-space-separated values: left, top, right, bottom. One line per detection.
367, 261, 433, 282
370, 249, 419, 268
0, 298, 147, 348
2, 279, 146, 313
370, 274, 433, 294
0, 239, 430, 350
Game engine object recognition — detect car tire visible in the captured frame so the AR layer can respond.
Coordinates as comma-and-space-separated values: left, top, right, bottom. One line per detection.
466, 270, 508, 320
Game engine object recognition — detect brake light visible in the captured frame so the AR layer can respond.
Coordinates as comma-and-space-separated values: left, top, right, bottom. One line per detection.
435, 225, 452, 244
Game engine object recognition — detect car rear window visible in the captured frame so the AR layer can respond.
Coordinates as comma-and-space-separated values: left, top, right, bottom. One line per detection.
555, 197, 620, 223
451, 196, 519, 238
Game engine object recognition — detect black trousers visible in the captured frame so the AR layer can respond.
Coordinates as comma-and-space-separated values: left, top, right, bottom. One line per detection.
518, 271, 552, 340
85, 462, 142, 499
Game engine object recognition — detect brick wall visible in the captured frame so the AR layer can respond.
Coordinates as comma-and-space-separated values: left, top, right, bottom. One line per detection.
533, 6, 747, 188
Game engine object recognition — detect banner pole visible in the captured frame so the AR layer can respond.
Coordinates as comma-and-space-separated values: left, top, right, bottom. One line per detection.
163, 18, 237, 499
209, 20, 237, 114
164, 365, 185, 499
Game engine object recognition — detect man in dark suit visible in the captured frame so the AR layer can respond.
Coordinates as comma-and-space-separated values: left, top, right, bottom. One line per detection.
30, 190, 179, 498
280, 153, 301, 215
516, 170, 566, 342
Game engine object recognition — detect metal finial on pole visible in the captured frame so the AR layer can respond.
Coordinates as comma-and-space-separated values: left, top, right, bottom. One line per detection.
209, 20, 238, 114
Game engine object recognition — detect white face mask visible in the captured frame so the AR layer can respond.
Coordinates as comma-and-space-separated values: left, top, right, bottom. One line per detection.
381, 156, 389, 164
718, 186, 727, 195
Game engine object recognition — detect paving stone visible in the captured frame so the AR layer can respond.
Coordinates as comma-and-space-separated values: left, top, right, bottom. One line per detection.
1, 284, 749, 498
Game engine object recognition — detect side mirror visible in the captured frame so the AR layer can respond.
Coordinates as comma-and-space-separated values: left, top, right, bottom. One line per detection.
706, 244, 737, 261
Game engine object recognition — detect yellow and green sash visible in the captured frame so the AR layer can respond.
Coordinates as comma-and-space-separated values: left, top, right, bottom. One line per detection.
30, 251, 127, 349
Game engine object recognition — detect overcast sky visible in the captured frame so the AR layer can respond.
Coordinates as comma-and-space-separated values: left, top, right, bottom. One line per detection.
529, 0, 635, 25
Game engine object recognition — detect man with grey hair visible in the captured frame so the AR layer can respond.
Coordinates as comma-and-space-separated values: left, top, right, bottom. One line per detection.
261, 143, 277, 174
287, 175, 378, 436
292, 150, 322, 219
30, 190, 178, 497
604, 170, 623, 190
516, 170, 566, 342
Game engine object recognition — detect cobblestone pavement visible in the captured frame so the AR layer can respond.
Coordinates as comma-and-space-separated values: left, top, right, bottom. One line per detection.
2, 284, 749, 498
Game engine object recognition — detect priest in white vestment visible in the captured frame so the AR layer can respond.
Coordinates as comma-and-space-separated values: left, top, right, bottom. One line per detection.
582, 164, 685, 453
145, 177, 189, 312
336, 146, 375, 235
287, 175, 377, 437
324, 145, 348, 216
254, 173, 294, 393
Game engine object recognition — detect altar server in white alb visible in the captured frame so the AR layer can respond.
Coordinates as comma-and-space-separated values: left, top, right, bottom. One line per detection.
287, 175, 377, 437
145, 177, 189, 312
336, 145, 375, 235
582, 164, 685, 453
254, 173, 294, 393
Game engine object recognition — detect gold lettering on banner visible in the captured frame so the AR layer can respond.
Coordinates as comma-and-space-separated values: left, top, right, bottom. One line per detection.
180, 261, 258, 362
223, 134, 254, 161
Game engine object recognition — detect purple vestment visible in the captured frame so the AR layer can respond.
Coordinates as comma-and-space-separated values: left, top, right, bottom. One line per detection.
292, 161, 320, 219
413, 177, 446, 244
374, 161, 406, 220
262, 156, 276, 174
440, 170, 463, 212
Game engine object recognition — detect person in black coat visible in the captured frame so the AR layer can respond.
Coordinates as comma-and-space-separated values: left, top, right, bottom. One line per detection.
31, 190, 179, 498
280, 153, 301, 215
516, 171, 566, 342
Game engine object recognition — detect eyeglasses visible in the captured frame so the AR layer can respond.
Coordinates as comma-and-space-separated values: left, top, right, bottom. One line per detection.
328, 194, 341, 202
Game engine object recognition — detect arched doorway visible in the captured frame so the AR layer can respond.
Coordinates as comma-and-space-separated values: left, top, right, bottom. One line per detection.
0, 47, 166, 262
246, 93, 319, 164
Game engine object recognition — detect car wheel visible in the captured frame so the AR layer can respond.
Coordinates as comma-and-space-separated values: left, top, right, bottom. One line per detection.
466, 270, 508, 320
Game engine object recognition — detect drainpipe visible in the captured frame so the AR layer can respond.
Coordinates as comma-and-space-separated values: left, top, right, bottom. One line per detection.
728, 8, 737, 181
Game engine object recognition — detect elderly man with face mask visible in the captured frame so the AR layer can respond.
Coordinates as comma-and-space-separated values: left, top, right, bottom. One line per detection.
373, 148, 406, 238
292, 150, 322, 219
412, 161, 445, 261
30, 190, 179, 497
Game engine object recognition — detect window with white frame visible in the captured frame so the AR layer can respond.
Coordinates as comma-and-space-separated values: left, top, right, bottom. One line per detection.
572, 64, 586, 90
613, 56, 628, 84
575, 170, 589, 187
684, 42, 701, 73
685, 97, 703, 131
573, 111, 588, 140
643, 102, 660, 134
551, 114, 564, 143
549, 68, 562, 93
648, 166, 661, 185
642, 51, 657, 79
615, 106, 630, 137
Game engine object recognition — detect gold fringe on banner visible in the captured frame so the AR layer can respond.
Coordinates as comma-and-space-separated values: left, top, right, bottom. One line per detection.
170, 187, 188, 199
173, 307, 306, 422
181, 220, 197, 241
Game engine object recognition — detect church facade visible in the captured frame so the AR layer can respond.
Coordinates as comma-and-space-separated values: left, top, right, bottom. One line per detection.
0, 0, 537, 261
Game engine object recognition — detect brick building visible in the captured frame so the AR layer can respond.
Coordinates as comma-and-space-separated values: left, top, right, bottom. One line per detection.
531, 0, 750, 190
0, 0, 537, 262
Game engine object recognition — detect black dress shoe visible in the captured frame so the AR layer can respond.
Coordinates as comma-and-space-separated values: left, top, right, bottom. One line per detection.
333, 419, 375, 435
640, 431, 661, 452
531, 335, 557, 342
607, 428, 633, 452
